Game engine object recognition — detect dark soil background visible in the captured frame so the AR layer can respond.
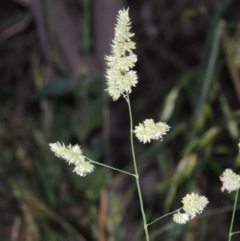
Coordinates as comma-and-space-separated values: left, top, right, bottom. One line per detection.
1, 0, 240, 241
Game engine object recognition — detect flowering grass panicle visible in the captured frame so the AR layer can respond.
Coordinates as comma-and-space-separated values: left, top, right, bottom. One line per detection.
105, 9, 138, 100
220, 169, 240, 193
49, 9, 212, 240
134, 119, 170, 144
49, 142, 94, 177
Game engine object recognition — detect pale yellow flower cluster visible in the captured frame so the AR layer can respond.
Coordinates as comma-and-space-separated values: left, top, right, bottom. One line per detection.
134, 119, 170, 144
49, 142, 94, 177
173, 193, 209, 224
220, 169, 240, 193
173, 212, 189, 224
105, 9, 138, 100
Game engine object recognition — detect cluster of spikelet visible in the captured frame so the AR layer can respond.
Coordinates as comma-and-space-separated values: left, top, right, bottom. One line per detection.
173, 193, 208, 224
49, 9, 170, 178
49, 142, 94, 177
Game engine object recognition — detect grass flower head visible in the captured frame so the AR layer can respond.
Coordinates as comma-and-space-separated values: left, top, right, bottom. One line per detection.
105, 8, 138, 100
134, 119, 170, 143
173, 211, 190, 224
220, 169, 240, 193
49, 142, 94, 177
182, 193, 209, 219
73, 161, 95, 177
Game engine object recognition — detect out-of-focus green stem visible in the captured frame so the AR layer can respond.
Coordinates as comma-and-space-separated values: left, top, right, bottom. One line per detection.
228, 188, 239, 241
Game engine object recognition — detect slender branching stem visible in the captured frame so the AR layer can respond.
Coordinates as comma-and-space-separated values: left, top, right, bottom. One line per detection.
231, 231, 240, 236
85, 157, 136, 177
147, 208, 182, 227
125, 94, 150, 241
228, 188, 239, 241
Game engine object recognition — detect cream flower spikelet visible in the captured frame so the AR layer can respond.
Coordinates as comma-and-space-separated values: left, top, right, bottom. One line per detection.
220, 169, 240, 193
182, 193, 209, 219
49, 142, 94, 177
105, 9, 138, 101
49, 142, 84, 164
73, 162, 95, 177
134, 119, 170, 143
173, 212, 190, 224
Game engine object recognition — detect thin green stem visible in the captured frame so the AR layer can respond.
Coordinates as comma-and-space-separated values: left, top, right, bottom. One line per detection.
231, 231, 240, 236
125, 94, 150, 241
228, 188, 239, 241
147, 208, 182, 227
85, 157, 136, 177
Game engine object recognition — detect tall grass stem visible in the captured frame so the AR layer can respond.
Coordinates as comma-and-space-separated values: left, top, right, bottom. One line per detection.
125, 94, 150, 241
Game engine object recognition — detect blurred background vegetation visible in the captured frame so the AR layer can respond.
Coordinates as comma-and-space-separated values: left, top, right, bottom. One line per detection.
1, 0, 240, 240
